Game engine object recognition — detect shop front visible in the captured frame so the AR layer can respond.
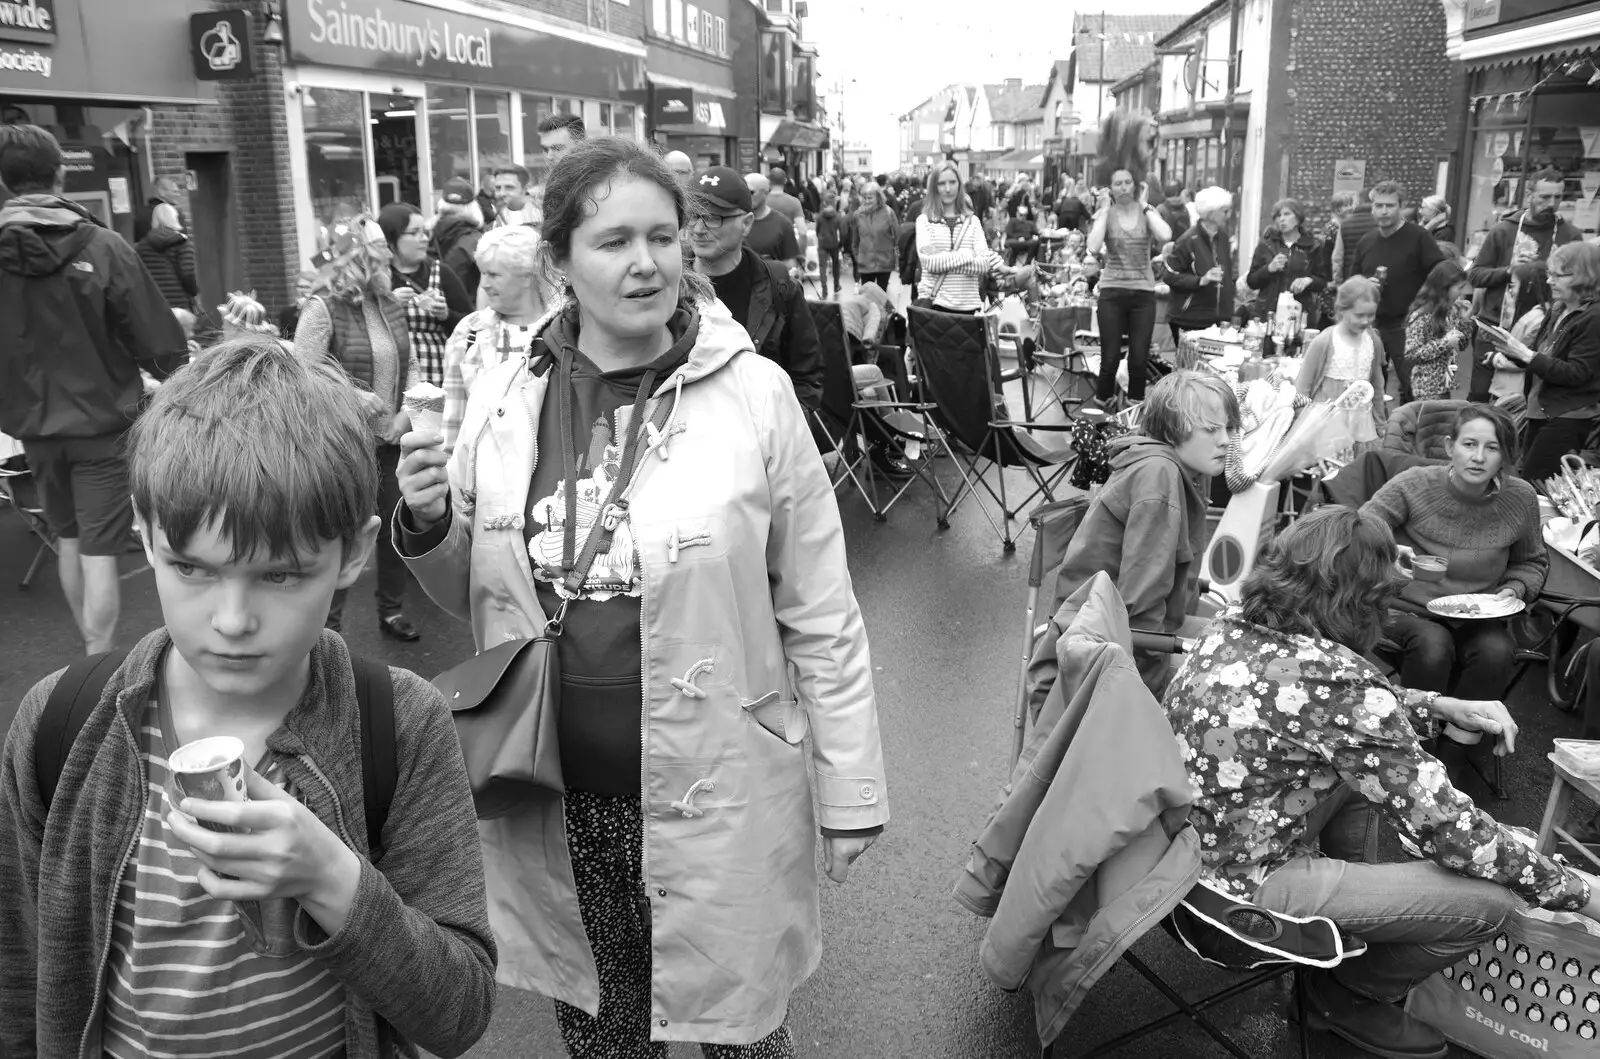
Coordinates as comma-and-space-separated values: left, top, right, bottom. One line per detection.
0, 0, 214, 243
279, 0, 645, 263
645, 0, 737, 170
1453, 0, 1600, 258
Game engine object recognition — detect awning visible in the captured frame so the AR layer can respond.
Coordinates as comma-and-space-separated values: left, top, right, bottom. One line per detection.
768, 119, 829, 150
993, 147, 1045, 170
1461, 7, 1600, 67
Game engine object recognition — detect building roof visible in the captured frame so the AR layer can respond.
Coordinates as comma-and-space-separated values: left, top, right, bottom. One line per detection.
1109, 61, 1160, 95
984, 82, 1047, 125
1156, 0, 1231, 48
1071, 12, 1187, 84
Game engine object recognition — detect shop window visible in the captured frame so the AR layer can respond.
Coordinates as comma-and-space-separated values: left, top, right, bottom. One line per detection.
303, 87, 371, 251
426, 85, 472, 210
474, 90, 512, 199
0, 98, 142, 243
670, 0, 684, 38
686, 4, 699, 47
651, 0, 667, 33
715, 17, 727, 57
614, 104, 638, 140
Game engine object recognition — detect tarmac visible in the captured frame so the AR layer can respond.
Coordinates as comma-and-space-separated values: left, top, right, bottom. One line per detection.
0, 461, 1584, 1059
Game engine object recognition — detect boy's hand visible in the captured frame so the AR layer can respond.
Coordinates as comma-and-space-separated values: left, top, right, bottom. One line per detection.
168, 768, 362, 935
398, 431, 451, 529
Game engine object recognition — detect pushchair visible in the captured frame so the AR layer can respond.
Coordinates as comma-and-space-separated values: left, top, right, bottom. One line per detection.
0, 440, 56, 590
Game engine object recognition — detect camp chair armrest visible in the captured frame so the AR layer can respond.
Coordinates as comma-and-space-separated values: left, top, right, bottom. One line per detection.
1130, 630, 1194, 655
856, 400, 938, 412
991, 419, 1074, 432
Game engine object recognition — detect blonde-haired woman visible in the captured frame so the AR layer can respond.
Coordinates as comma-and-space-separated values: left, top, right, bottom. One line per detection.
293, 216, 421, 641
915, 160, 1006, 313
439, 224, 554, 452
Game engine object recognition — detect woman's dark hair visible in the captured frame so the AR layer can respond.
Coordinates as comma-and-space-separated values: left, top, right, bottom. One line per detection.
1239, 507, 1401, 655
1408, 258, 1467, 330
538, 136, 710, 305
1092, 110, 1158, 191
1451, 403, 1520, 469
376, 202, 421, 250
1270, 198, 1305, 231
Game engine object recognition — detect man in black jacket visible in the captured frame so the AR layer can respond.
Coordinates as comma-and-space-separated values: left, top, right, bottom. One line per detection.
686, 167, 823, 411
0, 124, 187, 655
432, 178, 484, 301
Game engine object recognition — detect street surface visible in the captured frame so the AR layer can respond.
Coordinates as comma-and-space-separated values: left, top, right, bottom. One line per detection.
0, 467, 1581, 1058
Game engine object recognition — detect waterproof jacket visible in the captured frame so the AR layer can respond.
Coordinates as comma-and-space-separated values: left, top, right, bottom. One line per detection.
1469, 208, 1582, 325
740, 249, 825, 409
394, 298, 888, 1046
0, 194, 187, 441
134, 226, 198, 310
1246, 228, 1327, 318
1522, 299, 1600, 418
0, 630, 497, 1059
431, 214, 483, 300
1164, 223, 1235, 329
814, 207, 842, 251
850, 202, 899, 273
954, 574, 1200, 1047
1050, 436, 1210, 687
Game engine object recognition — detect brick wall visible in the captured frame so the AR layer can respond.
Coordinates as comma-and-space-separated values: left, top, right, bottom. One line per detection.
1281, 0, 1453, 226
502, 0, 645, 40
148, 0, 295, 314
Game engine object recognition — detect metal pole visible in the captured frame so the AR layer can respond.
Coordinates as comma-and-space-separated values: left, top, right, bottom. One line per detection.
1097, 10, 1106, 127
1222, 0, 1240, 189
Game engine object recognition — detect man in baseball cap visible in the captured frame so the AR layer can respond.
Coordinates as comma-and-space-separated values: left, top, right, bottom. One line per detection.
687, 166, 822, 413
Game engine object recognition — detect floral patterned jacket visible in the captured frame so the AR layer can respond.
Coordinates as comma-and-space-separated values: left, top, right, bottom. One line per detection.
1164, 610, 1590, 912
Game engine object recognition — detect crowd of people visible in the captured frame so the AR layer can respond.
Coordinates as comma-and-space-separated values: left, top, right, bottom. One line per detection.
2, 103, 1600, 1059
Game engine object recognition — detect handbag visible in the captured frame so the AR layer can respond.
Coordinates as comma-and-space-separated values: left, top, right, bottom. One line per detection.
432, 348, 681, 819
1406, 902, 1600, 1056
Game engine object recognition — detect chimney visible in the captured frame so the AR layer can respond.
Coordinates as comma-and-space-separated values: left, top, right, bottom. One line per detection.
1004, 78, 1023, 90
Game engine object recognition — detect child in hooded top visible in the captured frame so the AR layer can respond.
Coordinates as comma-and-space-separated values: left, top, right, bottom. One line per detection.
0, 337, 495, 1059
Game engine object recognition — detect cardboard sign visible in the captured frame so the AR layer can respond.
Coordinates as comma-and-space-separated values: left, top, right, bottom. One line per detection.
1332, 159, 1365, 198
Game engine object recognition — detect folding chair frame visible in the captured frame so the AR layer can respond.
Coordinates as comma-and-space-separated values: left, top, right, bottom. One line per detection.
852, 398, 955, 523
941, 426, 1076, 553
0, 464, 57, 591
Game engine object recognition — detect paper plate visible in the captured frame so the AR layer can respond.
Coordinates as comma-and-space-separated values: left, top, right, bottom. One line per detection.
1426, 593, 1525, 621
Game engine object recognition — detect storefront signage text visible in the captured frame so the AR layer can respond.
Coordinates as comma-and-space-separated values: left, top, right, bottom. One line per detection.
0, 0, 54, 44
0, 43, 49, 76
1463, 0, 1502, 31
301, 0, 491, 69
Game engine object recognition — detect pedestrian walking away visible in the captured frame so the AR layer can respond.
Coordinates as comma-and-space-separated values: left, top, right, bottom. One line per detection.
0, 123, 188, 656
393, 137, 887, 1057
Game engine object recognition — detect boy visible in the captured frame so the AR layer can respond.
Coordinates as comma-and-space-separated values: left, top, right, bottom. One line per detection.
0, 337, 495, 1058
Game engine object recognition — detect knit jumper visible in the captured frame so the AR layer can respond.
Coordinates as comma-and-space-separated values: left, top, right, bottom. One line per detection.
1360, 465, 1547, 605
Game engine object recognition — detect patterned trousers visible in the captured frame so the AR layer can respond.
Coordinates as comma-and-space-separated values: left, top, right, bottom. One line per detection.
554, 790, 796, 1059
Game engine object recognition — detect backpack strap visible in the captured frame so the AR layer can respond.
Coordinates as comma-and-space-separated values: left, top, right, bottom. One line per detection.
36, 649, 131, 810
350, 655, 397, 863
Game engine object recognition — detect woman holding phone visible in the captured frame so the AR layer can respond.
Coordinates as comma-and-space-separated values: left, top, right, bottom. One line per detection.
1483, 241, 1600, 480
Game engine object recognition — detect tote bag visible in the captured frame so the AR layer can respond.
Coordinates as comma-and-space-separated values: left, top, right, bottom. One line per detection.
1406, 904, 1600, 1057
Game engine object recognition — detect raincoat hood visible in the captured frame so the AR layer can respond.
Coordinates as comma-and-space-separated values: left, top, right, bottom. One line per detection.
0, 194, 99, 278
1108, 434, 1205, 500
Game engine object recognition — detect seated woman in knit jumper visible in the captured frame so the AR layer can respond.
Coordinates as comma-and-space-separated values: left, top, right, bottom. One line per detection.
1359, 404, 1545, 701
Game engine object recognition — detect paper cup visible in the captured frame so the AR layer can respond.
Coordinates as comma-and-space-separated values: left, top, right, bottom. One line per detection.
1410, 555, 1449, 583
408, 406, 443, 439
169, 736, 247, 834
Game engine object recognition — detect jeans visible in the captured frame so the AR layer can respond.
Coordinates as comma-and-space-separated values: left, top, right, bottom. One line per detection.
1252, 852, 1517, 1002
859, 271, 890, 291
818, 247, 842, 292
1096, 287, 1157, 401
328, 442, 407, 628
1383, 609, 1515, 698
1522, 416, 1597, 482
1466, 335, 1495, 403
1376, 321, 1410, 404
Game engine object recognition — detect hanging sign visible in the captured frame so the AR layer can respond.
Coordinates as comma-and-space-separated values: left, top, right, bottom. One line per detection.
190, 11, 254, 80
1332, 159, 1365, 198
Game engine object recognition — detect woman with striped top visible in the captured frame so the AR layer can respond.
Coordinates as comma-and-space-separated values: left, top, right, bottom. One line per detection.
915, 161, 1006, 313
1086, 168, 1172, 403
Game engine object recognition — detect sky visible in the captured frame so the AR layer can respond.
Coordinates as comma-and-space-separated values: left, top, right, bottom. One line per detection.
803, 0, 1207, 171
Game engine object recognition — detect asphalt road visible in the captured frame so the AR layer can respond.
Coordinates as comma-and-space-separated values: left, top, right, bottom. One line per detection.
0, 466, 1586, 1059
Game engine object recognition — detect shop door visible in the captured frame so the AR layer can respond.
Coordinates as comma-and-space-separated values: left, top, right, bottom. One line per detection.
372, 93, 422, 209
185, 152, 239, 330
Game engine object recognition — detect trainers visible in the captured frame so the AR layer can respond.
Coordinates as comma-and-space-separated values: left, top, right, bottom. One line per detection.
1294, 969, 1447, 1059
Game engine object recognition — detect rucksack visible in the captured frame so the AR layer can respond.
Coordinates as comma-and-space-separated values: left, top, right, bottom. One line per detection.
35, 650, 398, 861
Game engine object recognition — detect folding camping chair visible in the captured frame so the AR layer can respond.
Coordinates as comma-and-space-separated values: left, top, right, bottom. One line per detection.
1003, 570, 1366, 1059
908, 305, 1077, 552
0, 451, 57, 591
807, 300, 953, 522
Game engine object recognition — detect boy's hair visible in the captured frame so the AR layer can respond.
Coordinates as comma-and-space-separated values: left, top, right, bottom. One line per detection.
1141, 369, 1241, 447
127, 336, 377, 561
0, 123, 63, 195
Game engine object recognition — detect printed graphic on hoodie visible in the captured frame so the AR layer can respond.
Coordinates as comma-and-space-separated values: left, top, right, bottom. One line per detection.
527, 406, 640, 602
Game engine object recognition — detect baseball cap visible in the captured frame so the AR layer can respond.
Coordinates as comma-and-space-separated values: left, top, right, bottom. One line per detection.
693, 166, 752, 216
442, 177, 476, 205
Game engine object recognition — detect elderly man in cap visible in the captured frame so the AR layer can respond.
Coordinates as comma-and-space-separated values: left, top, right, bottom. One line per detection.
688, 165, 822, 410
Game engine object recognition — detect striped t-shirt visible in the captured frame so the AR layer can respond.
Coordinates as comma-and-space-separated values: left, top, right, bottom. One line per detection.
103, 691, 347, 1058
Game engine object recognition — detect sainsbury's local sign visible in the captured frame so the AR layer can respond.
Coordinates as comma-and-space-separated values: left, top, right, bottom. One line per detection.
284, 0, 645, 98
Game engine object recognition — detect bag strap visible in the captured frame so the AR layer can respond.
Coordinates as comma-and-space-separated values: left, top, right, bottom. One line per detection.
36, 649, 132, 809
350, 655, 397, 862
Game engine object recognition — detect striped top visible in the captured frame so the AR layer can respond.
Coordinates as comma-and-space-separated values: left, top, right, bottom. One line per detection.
103, 692, 346, 1058
915, 213, 1000, 312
